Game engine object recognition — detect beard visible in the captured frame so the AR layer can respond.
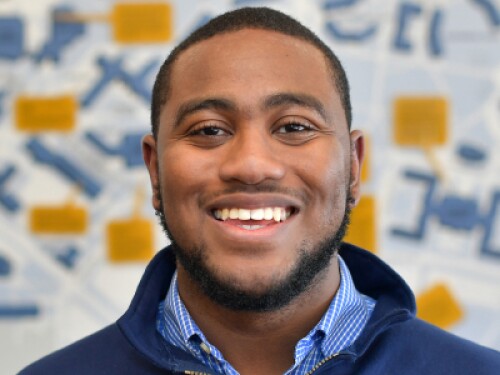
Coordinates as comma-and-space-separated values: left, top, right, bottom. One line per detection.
156, 190, 353, 312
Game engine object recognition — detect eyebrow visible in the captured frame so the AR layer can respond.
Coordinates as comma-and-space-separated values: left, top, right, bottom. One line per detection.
172, 92, 328, 128
263, 92, 328, 122
174, 98, 236, 128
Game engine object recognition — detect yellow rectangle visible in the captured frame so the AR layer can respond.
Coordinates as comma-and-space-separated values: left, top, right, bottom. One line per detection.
344, 195, 376, 253
30, 206, 87, 234
15, 95, 77, 132
360, 135, 370, 183
107, 218, 154, 262
417, 283, 463, 329
393, 96, 448, 147
112, 3, 173, 44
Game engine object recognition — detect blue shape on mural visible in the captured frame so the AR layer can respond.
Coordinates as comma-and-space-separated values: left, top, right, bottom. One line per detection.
0, 165, 21, 212
392, 168, 500, 260
325, 21, 377, 41
81, 56, 158, 107
393, 2, 422, 52
55, 246, 79, 269
472, 0, 500, 26
391, 170, 437, 240
34, 6, 85, 63
0, 305, 40, 318
0, 254, 11, 277
429, 9, 444, 56
457, 144, 487, 162
85, 132, 143, 167
0, 17, 24, 60
323, 0, 377, 41
322, 0, 360, 10
25, 138, 102, 197
481, 192, 500, 259
437, 196, 479, 230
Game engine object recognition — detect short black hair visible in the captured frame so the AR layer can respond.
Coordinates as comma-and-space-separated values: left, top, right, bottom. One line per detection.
150, 7, 352, 138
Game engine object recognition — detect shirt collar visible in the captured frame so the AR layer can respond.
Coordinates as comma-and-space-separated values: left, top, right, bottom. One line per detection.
162, 254, 375, 363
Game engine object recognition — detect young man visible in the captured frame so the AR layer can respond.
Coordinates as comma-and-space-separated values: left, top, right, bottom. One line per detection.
20, 7, 500, 375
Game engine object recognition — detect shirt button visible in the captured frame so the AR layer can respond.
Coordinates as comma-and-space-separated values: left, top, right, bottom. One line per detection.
200, 342, 211, 354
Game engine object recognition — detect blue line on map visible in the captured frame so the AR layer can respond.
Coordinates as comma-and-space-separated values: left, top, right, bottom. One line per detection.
429, 9, 444, 56
391, 170, 437, 239
325, 20, 377, 41
472, 0, 500, 26
0, 254, 11, 277
81, 56, 158, 108
55, 246, 79, 269
481, 192, 500, 259
0, 305, 40, 318
0, 17, 24, 60
393, 2, 422, 52
0, 164, 21, 212
34, 6, 85, 63
85, 132, 143, 167
322, 0, 360, 10
25, 138, 102, 197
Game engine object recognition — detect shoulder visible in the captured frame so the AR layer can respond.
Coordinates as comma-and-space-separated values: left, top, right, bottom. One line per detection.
17, 324, 169, 375
360, 317, 500, 374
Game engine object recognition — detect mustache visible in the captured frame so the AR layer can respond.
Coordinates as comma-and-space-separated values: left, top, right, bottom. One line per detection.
198, 183, 310, 206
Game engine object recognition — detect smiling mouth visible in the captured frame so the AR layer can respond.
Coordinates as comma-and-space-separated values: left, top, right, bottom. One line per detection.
211, 207, 295, 228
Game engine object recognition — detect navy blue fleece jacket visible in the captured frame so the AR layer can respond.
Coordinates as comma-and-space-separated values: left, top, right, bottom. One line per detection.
19, 244, 500, 374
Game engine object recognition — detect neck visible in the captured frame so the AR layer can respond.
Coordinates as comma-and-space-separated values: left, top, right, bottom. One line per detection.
176, 257, 340, 375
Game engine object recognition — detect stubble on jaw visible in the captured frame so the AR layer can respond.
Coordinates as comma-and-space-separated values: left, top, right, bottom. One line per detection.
154, 182, 354, 312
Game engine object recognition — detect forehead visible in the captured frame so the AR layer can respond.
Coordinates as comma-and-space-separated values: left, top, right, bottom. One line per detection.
162, 29, 344, 127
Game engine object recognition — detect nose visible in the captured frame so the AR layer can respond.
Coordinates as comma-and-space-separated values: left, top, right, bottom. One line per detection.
219, 129, 286, 185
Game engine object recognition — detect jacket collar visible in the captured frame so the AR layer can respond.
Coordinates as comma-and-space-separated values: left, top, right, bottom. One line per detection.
117, 243, 416, 371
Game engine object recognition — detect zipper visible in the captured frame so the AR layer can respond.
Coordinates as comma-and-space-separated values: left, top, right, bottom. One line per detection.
183, 371, 211, 375
305, 352, 340, 375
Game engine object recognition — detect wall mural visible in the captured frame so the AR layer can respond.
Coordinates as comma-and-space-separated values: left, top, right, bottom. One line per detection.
0, 0, 499, 372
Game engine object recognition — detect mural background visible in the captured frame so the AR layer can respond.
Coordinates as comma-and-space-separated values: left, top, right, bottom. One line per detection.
0, 0, 499, 372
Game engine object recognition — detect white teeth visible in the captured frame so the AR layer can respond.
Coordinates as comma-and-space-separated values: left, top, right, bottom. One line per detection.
240, 224, 265, 230
273, 207, 281, 222
264, 207, 274, 220
213, 207, 293, 222
238, 208, 251, 220
229, 208, 239, 219
250, 208, 264, 220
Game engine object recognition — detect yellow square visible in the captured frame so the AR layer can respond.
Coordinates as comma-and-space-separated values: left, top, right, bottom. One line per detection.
417, 283, 464, 329
344, 195, 376, 253
360, 135, 370, 183
112, 3, 173, 44
107, 218, 154, 262
30, 205, 87, 234
393, 96, 448, 147
15, 95, 77, 132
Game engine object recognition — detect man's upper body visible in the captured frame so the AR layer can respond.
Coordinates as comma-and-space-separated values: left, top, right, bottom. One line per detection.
19, 7, 500, 374
19, 243, 500, 374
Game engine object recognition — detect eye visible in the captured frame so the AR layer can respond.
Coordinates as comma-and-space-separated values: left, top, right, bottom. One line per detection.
189, 124, 229, 137
273, 118, 318, 145
276, 122, 314, 134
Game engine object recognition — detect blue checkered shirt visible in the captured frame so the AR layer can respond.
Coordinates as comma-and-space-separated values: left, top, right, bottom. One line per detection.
156, 255, 376, 374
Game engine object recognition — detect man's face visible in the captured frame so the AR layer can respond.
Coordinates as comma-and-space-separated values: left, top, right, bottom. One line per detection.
143, 29, 363, 310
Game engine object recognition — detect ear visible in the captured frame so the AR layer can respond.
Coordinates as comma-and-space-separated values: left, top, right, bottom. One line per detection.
142, 134, 161, 212
348, 130, 365, 209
